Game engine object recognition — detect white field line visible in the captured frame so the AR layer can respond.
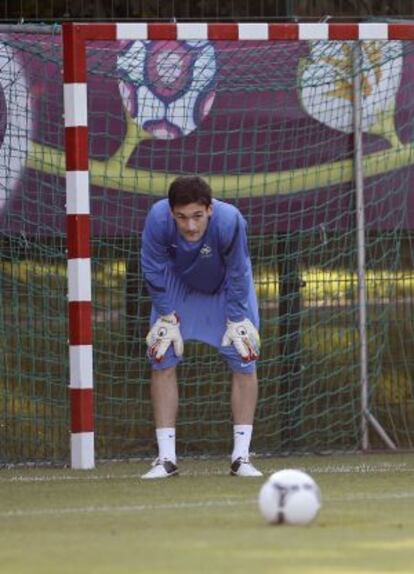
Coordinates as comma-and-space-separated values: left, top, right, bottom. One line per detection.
1, 491, 414, 519
0, 499, 246, 518
1, 462, 414, 483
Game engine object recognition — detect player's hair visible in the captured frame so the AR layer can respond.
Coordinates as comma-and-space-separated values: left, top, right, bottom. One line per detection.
168, 176, 212, 209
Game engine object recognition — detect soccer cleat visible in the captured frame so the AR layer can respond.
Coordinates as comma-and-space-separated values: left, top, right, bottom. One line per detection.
230, 457, 263, 477
141, 458, 178, 480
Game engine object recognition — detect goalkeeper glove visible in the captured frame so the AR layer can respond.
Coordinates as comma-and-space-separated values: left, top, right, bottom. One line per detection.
221, 318, 260, 362
146, 313, 184, 362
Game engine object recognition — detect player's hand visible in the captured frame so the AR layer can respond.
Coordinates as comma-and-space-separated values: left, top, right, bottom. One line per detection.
146, 313, 184, 362
221, 318, 260, 362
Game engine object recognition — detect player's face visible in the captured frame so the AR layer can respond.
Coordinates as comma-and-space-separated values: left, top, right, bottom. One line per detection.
171, 202, 213, 242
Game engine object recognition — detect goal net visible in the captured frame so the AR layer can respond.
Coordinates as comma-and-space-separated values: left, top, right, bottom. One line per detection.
1, 22, 413, 465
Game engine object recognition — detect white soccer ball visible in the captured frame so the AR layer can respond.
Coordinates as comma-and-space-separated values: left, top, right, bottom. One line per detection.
117, 40, 217, 139
258, 469, 321, 526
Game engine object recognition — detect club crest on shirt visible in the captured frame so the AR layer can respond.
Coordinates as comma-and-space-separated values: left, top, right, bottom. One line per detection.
200, 244, 212, 258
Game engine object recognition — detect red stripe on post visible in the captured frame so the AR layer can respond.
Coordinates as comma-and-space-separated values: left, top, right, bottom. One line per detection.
70, 388, 94, 433
62, 23, 87, 83
389, 23, 414, 40
208, 23, 238, 41
148, 23, 177, 40
65, 126, 89, 171
67, 214, 91, 258
62, 23, 116, 83
328, 23, 359, 40
81, 23, 117, 41
269, 24, 299, 41
69, 302, 92, 345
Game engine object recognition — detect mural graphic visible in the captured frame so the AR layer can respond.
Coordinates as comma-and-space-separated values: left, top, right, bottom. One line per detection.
0, 36, 413, 234
118, 40, 217, 140
301, 41, 403, 134
0, 42, 32, 213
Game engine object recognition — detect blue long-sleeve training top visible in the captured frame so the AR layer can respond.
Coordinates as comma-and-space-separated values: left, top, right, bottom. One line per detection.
141, 198, 253, 322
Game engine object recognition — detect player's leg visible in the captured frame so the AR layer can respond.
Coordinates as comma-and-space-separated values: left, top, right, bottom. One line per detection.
230, 370, 262, 476
227, 272, 262, 476
151, 365, 179, 429
142, 273, 187, 479
231, 370, 258, 427
220, 351, 263, 477
141, 364, 180, 479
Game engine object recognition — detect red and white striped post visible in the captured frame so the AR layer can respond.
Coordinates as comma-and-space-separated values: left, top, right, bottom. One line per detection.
62, 21, 414, 468
63, 21, 414, 46
63, 24, 94, 469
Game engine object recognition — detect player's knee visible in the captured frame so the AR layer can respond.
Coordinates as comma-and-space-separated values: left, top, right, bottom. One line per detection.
232, 370, 258, 385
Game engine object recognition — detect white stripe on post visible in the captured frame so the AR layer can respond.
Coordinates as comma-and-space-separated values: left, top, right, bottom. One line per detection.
299, 23, 329, 40
177, 23, 208, 40
64, 84, 88, 127
358, 23, 389, 40
66, 171, 90, 215
68, 258, 92, 302
70, 345, 93, 389
116, 22, 148, 40
238, 23, 269, 40
71, 433, 95, 470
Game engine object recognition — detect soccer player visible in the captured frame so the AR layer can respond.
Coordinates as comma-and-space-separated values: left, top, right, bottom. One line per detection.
140, 175, 262, 479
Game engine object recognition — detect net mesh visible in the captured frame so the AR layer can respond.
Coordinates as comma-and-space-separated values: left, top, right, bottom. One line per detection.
1, 28, 414, 463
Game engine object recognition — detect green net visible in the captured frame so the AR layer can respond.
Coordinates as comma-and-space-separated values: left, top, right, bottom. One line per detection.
1, 28, 414, 464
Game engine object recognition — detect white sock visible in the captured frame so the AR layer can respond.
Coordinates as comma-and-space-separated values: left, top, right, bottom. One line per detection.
232, 424, 253, 462
156, 427, 176, 464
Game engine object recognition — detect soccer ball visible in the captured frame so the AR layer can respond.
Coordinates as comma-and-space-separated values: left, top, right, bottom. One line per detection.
117, 40, 217, 140
258, 469, 321, 526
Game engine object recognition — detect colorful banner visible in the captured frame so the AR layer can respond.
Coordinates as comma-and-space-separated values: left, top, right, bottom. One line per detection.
0, 35, 413, 235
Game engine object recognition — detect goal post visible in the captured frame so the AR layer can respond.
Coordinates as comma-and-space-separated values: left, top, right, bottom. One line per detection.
61, 21, 414, 468
2, 21, 414, 466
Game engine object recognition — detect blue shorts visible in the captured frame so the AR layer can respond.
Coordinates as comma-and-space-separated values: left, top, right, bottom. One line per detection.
148, 271, 259, 375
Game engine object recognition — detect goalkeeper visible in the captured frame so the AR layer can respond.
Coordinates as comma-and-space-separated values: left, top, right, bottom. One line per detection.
141, 175, 262, 479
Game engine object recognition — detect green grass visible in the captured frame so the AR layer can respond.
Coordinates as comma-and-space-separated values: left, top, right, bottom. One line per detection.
1, 454, 414, 574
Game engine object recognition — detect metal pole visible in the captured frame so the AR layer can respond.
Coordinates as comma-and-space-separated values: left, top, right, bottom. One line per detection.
353, 43, 397, 451
352, 42, 370, 451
